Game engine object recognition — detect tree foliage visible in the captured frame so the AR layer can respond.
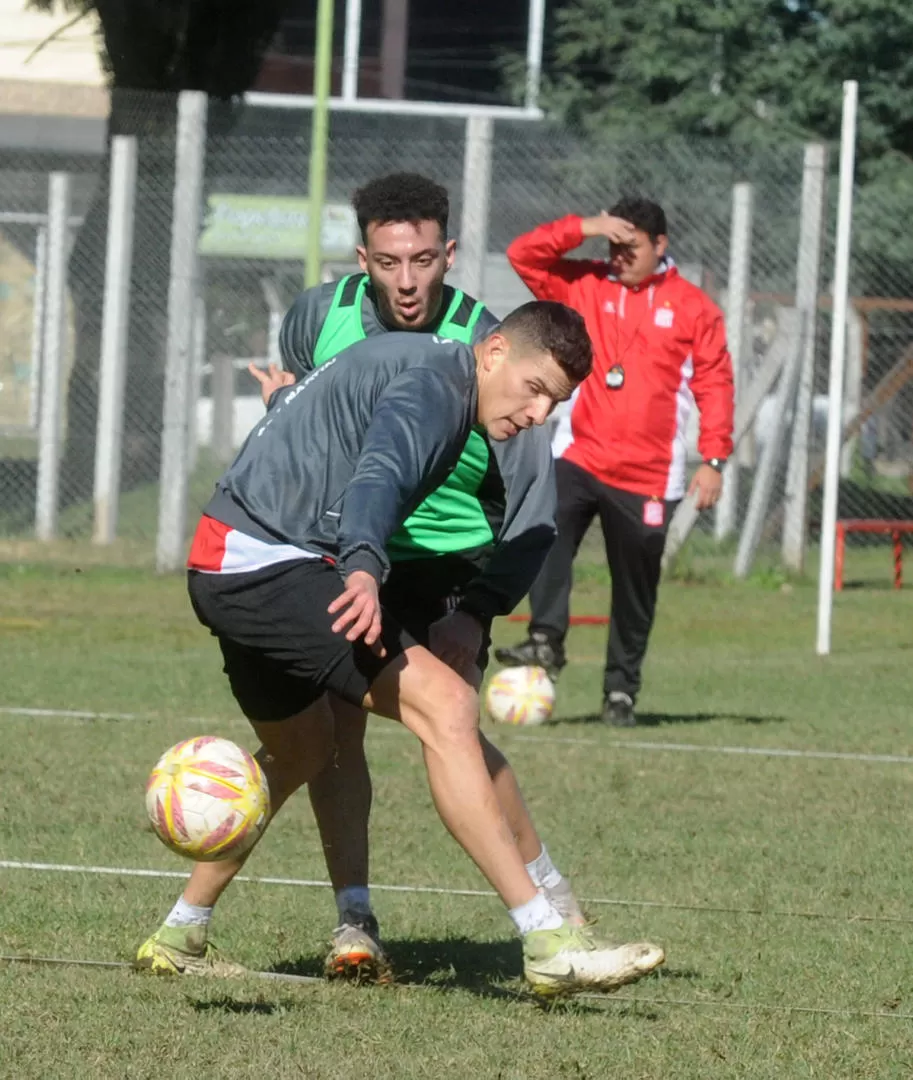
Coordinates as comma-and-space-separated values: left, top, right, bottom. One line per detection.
530, 0, 913, 296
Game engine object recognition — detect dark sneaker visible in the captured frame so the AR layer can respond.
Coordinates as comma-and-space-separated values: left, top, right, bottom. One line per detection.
601, 692, 636, 727
494, 632, 566, 679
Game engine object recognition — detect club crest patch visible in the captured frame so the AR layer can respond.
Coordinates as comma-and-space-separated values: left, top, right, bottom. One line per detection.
654, 307, 674, 328
643, 499, 665, 527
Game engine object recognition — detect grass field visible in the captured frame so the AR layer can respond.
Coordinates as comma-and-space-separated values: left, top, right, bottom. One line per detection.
2, 555, 913, 1079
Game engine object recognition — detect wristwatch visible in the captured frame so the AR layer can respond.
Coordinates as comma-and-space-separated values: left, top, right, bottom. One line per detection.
704, 457, 726, 472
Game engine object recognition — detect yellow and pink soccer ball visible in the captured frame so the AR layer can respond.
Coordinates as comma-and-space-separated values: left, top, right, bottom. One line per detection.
485, 666, 556, 727
145, 736, 270, 861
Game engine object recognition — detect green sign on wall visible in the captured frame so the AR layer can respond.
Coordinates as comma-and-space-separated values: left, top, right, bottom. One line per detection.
199, 194, 357, 260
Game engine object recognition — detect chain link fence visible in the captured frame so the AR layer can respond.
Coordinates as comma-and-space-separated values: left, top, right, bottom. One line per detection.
0, 90, 910, 583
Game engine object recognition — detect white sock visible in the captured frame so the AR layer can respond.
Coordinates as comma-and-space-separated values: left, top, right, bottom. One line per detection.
525, 845, 565, 891
164, 896, 213, 929
336, 885, 372, 922
509, 890, 564, 935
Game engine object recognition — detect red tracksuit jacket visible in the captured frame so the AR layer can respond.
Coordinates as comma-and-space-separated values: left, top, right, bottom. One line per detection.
508, 215, 735, 501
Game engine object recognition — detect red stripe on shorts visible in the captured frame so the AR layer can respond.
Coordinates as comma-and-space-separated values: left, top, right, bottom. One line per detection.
187, 515, 231, 571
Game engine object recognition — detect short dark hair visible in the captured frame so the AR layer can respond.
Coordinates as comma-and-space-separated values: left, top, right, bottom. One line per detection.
499, 301, 593, 383
608, 195, 667, 241
351, 172, 449, 242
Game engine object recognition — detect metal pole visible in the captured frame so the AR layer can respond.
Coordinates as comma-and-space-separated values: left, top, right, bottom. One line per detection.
27, 226, 47, 431
733, 310, 805, 578
211, 354, 235, 465
35, 173, 71, 542
817, 81, 858, 656
156, 91, 208, 573
715, 181, 753, 541
782, 143, 828, 572
186, 295, 206, 475
458, 115, 493, 300
526, 0, 546, 112
342, 0, 362, 101
380, 0, 409, 100
93, 136, 138, 545
306, 0, 334, 288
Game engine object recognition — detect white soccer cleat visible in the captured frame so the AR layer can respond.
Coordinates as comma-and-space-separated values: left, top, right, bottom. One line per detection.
324, 911, 393, 984
523, 923, 665, 997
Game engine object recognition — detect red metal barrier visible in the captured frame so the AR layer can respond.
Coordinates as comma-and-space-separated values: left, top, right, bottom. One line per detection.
834, 519, 913, 590
505, 614, 610, 626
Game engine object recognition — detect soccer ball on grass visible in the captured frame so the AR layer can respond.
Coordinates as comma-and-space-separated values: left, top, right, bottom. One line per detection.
145, 736, 270, 861
485, 665, 556, 727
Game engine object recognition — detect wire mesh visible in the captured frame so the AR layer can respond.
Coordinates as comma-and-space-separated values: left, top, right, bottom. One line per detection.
0, 92, 910, 579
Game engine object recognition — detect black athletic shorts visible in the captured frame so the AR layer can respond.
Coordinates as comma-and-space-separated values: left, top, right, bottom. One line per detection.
382, 556, 493, 673
188, 559, 417, 724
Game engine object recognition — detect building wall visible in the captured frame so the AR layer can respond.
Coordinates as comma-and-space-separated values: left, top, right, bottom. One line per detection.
0, 0, 107, 117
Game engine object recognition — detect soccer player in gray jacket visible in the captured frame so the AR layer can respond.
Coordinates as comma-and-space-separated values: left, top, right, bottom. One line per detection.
137, 301, 665, 997
246, 174, 588, 980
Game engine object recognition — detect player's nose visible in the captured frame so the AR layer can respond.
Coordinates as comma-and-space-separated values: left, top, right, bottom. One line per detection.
396, 265, 417, 290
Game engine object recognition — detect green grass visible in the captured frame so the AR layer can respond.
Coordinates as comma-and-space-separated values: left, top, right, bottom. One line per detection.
2, 560, 913, 1078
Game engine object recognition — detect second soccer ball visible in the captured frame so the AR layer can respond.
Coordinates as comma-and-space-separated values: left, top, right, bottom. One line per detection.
485, 666, 556, 727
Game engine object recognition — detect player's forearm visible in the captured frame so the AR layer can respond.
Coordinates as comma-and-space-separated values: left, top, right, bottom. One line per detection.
507, 215, 585, 270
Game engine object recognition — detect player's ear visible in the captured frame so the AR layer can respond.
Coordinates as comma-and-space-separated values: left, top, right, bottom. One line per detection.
444, 238, 457, 272
356, 245, 368, 272
482, 332, 507, 372
655, 234, 669, 259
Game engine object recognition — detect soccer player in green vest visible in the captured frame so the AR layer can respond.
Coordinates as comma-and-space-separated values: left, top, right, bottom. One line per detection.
136, 175, 664, 990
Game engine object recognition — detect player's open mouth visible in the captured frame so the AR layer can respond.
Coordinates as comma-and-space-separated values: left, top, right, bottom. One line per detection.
397, 302, 420, 318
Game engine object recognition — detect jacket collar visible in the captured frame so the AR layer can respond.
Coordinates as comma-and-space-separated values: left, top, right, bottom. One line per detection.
606, 255, 677, 290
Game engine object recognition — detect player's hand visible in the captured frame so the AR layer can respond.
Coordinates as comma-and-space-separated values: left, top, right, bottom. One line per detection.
248, 362, 295, 407
689, 463, 724, 511
428, 610, 484, 679
580, 210, 636, 245
328, 570, 386, 656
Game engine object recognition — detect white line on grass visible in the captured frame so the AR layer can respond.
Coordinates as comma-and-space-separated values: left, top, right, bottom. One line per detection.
0, 954, 321, 985
0, 706, 141, 721
3, 859, 912, 926
4, 702, 913, 766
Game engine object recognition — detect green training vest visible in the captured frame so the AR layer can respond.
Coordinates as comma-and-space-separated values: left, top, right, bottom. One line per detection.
311, 274, 491, 560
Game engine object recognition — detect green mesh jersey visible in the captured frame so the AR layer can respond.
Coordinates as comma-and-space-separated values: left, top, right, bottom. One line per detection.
308, 274, 495, 561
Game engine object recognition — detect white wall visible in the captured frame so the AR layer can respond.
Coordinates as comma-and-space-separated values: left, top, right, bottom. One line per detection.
0, 0, 104, 87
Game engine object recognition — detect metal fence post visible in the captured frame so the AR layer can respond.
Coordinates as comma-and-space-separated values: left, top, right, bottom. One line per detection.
27, 226, 48, 431
840, 304, 864, 477
35, 173, 71, 542
458, 115, 493, 300
92, 136, 138, 545
186, 295, 207, 475
210, 354, 235, 464
782, 143, 828, 572
715, 182, 753, 541
156, 90, 208, 572
734, 309, 805, 578
817, 82, 859, 656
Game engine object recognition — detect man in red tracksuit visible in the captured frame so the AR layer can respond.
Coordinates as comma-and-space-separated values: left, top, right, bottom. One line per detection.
495, 197, 734, 726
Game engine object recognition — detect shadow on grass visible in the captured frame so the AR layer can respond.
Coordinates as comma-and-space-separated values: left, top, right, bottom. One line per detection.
556, 711, 786, 727
269, 937, 521, 1000
190, 996, 285, 1016
267, 938, 678, 1014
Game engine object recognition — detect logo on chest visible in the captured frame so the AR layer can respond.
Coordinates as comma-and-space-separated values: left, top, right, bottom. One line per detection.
654, 306, 675, 329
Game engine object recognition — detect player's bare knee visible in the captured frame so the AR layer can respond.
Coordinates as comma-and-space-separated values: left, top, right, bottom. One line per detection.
417, 678, 480, 750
